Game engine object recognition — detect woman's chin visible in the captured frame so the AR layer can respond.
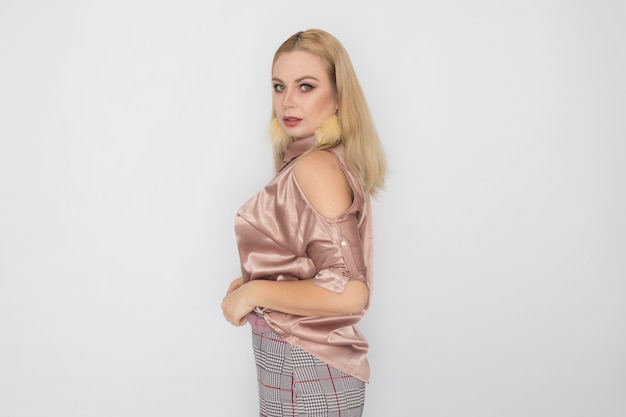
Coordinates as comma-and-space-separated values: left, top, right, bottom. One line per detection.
289, 131, 315, 140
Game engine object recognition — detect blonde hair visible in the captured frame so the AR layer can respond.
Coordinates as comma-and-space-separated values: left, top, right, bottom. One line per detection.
269, 29, 386, 196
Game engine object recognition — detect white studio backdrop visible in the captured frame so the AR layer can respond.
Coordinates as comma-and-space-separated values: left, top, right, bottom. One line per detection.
1, 1, 624, 416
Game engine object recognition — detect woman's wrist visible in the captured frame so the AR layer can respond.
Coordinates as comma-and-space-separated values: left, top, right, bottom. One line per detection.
244, 280, 262, 309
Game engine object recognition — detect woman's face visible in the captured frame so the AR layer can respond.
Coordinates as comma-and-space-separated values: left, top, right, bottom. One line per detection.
272, 50, 338, 140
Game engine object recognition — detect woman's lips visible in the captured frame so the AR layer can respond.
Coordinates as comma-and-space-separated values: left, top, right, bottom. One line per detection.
282, 116, 302, 128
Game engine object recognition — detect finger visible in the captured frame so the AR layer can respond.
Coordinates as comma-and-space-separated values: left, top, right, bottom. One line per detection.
230, 316, 247, 327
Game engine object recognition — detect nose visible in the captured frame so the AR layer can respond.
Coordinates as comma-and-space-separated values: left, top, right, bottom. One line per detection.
282, 88, 295, 109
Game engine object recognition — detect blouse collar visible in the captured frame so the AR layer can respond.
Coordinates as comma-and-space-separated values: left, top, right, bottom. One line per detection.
282, 136, 317, 165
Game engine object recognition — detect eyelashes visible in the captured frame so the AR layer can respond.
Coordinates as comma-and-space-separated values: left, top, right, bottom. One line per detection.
272, 83, 315, 92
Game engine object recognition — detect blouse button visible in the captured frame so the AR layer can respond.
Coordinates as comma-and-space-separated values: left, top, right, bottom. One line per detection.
340, 240, 347, 247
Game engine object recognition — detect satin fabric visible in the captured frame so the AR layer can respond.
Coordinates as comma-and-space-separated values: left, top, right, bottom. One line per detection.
234, 136, 373, 382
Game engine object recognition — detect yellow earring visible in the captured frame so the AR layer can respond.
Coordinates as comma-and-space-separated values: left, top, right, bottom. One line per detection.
268, 117, 290, 143
314, 114, 341, 147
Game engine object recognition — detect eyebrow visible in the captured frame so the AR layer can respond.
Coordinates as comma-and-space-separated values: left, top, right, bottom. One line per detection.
272, 76, 320, 83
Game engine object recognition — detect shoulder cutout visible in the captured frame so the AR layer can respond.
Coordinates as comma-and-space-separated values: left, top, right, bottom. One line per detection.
294, 150, 353, 218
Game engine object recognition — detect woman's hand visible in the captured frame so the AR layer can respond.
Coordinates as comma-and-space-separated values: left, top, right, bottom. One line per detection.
221, 277, 255, 326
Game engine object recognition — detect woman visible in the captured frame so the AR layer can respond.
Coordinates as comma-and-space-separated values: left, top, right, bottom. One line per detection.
222, 28, 386, 417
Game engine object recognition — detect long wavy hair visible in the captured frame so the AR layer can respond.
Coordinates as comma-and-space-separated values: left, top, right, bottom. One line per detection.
269, 29, 386, 196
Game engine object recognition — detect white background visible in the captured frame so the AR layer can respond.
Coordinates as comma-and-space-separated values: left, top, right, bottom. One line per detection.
1, 1, 625, 416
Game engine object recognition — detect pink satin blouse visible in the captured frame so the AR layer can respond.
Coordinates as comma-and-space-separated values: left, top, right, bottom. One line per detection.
234, 136, 374, 382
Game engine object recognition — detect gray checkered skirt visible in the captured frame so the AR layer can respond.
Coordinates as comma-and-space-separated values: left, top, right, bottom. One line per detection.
252, 325, 366, 417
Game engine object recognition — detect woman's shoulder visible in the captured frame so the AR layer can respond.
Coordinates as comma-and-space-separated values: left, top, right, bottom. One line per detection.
295, 148, 341, 172
294, 150, 353, 218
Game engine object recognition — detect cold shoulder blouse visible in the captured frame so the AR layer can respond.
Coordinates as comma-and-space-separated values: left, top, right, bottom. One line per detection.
234, 136, 373, 382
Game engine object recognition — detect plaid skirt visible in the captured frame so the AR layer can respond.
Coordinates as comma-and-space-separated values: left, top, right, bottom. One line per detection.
251, 325, 366, 417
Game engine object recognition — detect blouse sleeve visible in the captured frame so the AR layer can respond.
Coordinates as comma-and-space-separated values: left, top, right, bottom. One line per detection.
306, 212, 368, 294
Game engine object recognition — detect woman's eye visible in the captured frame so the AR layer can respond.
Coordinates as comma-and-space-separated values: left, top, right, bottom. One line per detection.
273, 84, 285, 92
300, 84, 314, 92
